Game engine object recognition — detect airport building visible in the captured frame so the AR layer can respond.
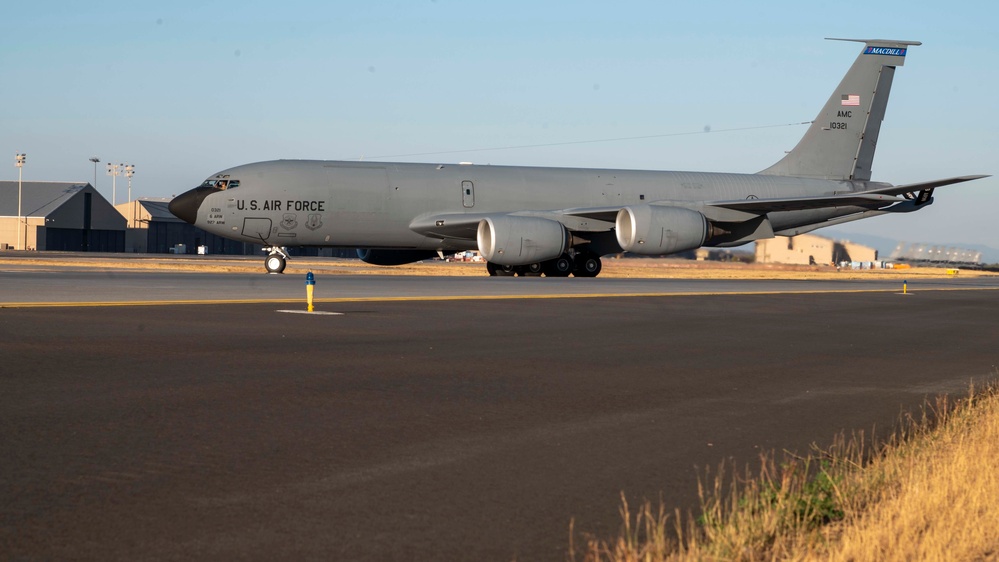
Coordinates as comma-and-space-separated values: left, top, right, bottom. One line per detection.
0, 181, 125, 251
888, 242, 982, 266
116, 198, 258, 254
755, 234, 877, 266
115, 198, 351, 258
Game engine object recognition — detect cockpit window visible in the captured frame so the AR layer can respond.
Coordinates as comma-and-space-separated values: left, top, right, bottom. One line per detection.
199, 178, 240, 190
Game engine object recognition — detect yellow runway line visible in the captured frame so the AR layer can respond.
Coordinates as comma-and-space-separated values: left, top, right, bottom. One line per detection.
2, 285, 998, 308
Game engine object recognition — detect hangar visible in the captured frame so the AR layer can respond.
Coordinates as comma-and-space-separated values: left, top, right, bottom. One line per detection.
755, 234, 877, 266
0, 181, 124, 251
889, 242, 983, 267
115, 198, 350, 258
116, 198, 258, 254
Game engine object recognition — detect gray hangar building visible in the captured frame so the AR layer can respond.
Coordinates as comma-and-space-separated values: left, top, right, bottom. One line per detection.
0, 181, 125, 252
116, 197, 258, 254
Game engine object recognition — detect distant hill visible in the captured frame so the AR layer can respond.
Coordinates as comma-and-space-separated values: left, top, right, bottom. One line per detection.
823, 228, 999, 265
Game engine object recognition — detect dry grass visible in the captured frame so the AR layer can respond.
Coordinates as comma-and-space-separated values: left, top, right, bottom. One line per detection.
0, 254, 991, 280
814, 389, 999, 561
572, 382, 999, 562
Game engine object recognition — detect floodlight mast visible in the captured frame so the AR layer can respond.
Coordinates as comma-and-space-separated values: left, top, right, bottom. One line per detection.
106, 162, 122, 205
124, 164, 135, 203
15, 153, 26, 251
89, 157, 100, 192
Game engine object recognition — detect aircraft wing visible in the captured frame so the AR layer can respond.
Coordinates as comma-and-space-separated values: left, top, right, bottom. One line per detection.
409, 213, 492, 240
411, 175, 990, 242
560, 193, 904, 224
410, 209, 617, 241
708, 192, 905, 213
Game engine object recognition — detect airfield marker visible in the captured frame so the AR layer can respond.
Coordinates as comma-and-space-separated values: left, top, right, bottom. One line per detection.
306, 271, 316, 312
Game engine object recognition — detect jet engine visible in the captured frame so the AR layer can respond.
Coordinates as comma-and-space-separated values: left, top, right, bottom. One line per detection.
615, 205, 708, 255
356, 249, 439, 266
476, 215, 569, 266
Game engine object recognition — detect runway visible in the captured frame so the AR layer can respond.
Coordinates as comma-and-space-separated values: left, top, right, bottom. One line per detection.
3, 266, 999, 306
2, 270, 998, 560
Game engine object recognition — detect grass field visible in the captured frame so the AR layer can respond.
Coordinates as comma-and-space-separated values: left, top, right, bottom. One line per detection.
572, 382, 999, 561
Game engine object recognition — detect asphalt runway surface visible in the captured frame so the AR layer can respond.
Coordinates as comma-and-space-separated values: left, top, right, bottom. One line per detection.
2, 272, 999, 561
3, 265, 999, 305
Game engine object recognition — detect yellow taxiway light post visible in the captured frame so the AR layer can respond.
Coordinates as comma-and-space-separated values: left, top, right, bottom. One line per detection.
903, 279, 908, 294
306, 271, 315, 312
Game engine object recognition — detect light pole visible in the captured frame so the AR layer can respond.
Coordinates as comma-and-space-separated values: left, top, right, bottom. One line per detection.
15, 153, 26, 251
124, 164, 135, 203
106, 162, 122, 206
89, 156, 99, 190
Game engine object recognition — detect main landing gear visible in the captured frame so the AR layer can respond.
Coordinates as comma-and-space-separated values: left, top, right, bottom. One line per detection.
263, 246, 288, 274
485, 252, 602, 278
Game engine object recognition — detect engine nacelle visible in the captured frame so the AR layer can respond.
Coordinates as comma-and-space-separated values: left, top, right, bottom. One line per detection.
476, 215, 569, 266
615, 205, 708, 255
356, 249, 439, 266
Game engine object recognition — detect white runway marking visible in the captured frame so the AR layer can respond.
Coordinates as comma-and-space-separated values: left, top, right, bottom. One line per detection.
276, 310, 344, 315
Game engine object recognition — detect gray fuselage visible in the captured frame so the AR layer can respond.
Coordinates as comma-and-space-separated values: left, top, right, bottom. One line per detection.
189, 159, 875, 252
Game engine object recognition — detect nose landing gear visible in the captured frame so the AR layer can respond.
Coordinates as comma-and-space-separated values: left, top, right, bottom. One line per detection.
263, 246, 288, 274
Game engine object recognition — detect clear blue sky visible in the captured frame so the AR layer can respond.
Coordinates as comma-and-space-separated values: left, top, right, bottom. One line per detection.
3, 0, 996, 248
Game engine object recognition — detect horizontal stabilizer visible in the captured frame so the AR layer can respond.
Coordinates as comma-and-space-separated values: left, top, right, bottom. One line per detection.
711, 175, 989, 215
866, 175, 990, 196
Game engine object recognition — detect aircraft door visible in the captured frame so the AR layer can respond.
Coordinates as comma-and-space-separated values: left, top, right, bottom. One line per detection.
242, 217, 273, 241
462, 180, 475, 208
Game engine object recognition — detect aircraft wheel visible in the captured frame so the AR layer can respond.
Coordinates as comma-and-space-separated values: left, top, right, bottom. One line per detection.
544, 256, 573, 277
573, 255, 602, 277
487, 262, 516, 276
489, 263, 515, 277
520, 263, 543, 277
264, 254, 286, 274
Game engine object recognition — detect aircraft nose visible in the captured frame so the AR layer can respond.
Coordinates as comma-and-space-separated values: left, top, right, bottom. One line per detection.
169, 186, 211, 225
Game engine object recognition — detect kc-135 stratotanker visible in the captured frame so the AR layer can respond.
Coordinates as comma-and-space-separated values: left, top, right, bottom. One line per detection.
169, 38, 987, 276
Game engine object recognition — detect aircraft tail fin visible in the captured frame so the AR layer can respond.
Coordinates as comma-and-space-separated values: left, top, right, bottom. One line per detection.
759, 38, 921, 181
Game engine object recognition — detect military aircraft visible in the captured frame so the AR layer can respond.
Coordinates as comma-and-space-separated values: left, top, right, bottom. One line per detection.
169, 38, 987, 276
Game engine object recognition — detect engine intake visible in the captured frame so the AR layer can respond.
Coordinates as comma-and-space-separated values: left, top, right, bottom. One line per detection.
616, 205, 708, 255
477, 215, 569, 266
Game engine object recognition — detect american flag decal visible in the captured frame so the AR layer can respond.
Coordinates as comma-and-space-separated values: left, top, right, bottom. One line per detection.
841, 94, 860, 106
